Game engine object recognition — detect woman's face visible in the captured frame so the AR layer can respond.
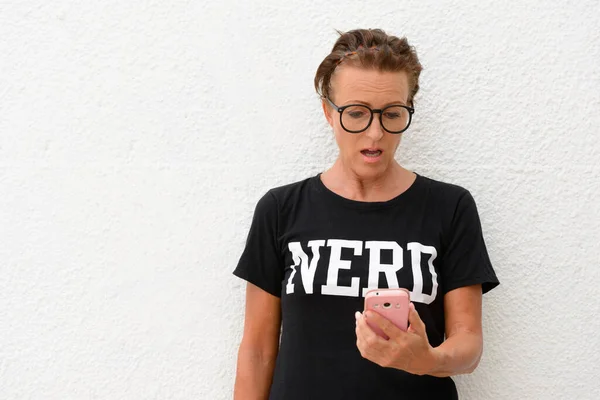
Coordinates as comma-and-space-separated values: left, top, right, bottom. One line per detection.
323, 66, 410, 180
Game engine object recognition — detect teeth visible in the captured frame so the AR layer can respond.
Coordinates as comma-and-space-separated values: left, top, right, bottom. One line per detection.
363, 150, 381, 157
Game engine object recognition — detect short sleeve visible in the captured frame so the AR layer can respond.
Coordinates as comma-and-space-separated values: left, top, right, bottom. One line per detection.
233, 191, 283, 297
441, 190, 500, 295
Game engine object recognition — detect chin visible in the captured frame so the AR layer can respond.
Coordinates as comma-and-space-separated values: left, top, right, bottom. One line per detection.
353, 161, 391, 180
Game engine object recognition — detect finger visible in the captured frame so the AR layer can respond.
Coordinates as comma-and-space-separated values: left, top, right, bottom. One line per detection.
355, 318, 372, 349
407, 303, 426, 335
356, 314, 384, 343
364, 310, 404, 340
355, 314, 370, 337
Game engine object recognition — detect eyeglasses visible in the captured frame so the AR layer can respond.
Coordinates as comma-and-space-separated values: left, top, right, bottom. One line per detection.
325, 97, 414, 134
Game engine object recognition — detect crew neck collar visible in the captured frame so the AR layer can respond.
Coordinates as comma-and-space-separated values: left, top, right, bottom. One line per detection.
312, 172, 422, 210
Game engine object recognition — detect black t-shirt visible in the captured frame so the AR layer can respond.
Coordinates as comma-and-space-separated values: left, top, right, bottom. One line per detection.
233, 173, 499, 400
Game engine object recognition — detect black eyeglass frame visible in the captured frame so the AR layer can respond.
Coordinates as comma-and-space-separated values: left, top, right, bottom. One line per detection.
325, 97, 415, 134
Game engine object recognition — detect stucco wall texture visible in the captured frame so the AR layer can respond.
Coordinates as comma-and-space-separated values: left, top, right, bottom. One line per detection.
1, 1, 599, 399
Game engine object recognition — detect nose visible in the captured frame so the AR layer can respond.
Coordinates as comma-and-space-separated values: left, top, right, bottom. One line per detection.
364, 114, 385, 141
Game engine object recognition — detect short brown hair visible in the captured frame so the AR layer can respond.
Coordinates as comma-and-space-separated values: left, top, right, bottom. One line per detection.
314, 29, 423, 104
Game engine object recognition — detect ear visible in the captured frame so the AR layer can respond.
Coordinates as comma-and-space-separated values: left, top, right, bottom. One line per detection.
322, 99, 334, 127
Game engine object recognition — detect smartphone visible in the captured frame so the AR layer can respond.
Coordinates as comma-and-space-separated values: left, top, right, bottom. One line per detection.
363, 288, 410, 339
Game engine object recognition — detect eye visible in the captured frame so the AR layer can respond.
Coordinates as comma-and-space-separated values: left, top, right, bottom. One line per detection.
347, 110, 367, 119
384, 111, 402, 119
344, 105, 370, 120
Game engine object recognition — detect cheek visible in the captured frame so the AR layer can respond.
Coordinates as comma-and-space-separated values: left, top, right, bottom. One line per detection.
334, 127, 357, 155
391, 135, 402, 151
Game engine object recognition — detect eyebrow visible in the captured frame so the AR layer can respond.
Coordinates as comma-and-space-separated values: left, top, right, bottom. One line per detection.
344, 99, 408, 107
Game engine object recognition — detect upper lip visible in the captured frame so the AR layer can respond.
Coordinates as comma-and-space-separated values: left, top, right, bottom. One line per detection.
362, 148, 383, 152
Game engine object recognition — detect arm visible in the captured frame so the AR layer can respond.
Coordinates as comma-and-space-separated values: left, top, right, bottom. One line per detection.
234, 282, 282, 400
428, 284, 483, 377
355, 284, 484, 377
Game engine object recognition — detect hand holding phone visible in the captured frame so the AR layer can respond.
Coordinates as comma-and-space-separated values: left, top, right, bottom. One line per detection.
363, 288, 410, 339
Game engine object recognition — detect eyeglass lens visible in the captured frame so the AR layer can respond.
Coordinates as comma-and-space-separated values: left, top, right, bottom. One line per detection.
341, 105, 410, 133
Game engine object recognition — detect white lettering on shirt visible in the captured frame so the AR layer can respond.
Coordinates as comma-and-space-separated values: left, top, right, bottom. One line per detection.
285, 239, 440, 304
407, 242, 438, 305
362, 241, 403, 297
321, 239, 362, 297
286, 240, 325, 294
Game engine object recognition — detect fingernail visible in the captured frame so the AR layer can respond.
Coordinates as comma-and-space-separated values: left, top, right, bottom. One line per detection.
355, 311, 362, 320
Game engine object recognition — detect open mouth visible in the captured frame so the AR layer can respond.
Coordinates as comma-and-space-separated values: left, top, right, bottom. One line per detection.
361, 149, 383, 158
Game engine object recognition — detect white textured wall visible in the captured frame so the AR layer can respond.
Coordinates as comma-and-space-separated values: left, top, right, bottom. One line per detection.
1, 1, 599, 399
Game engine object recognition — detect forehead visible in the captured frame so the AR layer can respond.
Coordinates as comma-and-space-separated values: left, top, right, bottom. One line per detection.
330, 65, 410, 105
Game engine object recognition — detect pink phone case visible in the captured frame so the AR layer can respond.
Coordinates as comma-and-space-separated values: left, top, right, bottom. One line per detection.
363, 288, 410, 339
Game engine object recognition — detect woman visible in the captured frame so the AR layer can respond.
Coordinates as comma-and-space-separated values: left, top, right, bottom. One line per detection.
233, 28, 499, 400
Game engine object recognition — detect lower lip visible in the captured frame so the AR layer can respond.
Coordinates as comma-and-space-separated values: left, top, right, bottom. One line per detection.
361, 152, 383, 163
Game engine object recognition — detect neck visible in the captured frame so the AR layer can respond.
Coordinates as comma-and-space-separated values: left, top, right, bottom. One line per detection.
321, 158, 414, 202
